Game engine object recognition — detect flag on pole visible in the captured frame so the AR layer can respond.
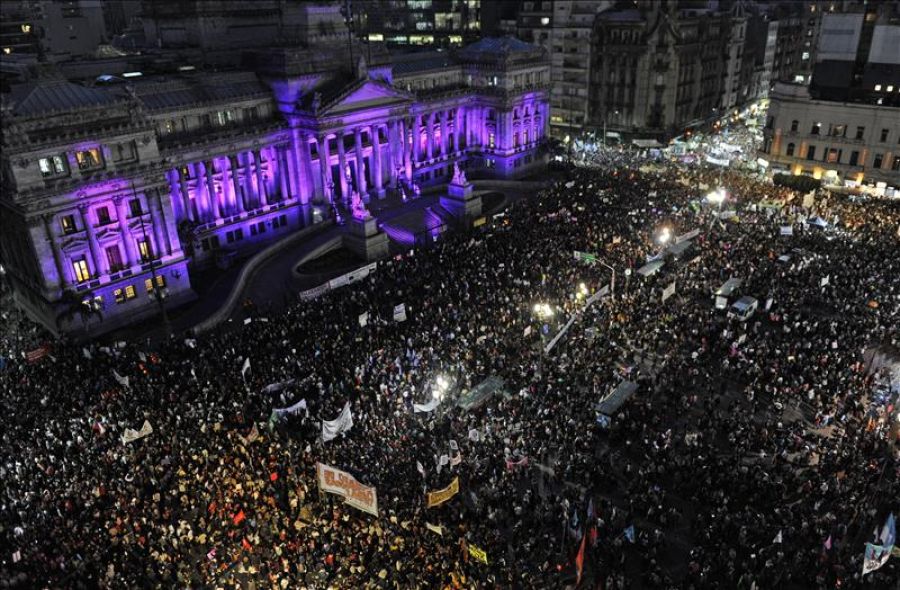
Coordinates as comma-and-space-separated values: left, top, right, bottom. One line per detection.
416, 460, 426, 478
823, 535, 832, 551
241, 357, 251, 381
575, 532, 587, 585
624, 525, 635, 544
112, 370, 130, 388
863, 543, 892, 575
772, 530, 782, 544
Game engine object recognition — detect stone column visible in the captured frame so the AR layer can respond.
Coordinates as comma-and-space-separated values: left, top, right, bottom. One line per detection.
370, 124, 383, 196
336, 132, 349, 200
412, 115, 421, 164
253, 149, 268, 207
354, 127, 368, 198
203, 160, 221, 220
115, 196, 137, 266
317, 135, 332, 202
440, 110, 448, 156
277, 146, 290, 202
426, 112, 435, 160
300, 135, 314, 204
78, 204, 103, 277
176, 166, 194, 221
240, 153, 254, 211
385, 121, 397, 184
229, 155, 244, 214
454, 107, 463, 153
147, 188, 169, 258
154, 189, 174, 256
42, 214, 67, 289
401, 118, 412, 179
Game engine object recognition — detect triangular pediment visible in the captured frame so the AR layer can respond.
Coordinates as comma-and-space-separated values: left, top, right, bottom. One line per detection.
320, 79, 414, 115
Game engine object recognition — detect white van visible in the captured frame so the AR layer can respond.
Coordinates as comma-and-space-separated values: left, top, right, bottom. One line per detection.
714, 278, 742, 310
729, 296, 758, 322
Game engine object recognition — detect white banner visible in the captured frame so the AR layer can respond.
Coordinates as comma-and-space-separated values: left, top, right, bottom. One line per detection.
112, 370, 130, 389
316, 463, 378, 516
393, 303, 407, 322
675, 228, 700, 244
662, 281, 676, 302
322, 402, 353, 442
780, 226, 793, 236
241, 357, 251, 379
122, 420, 153, 444
413, 398, 439, 413
274, 398, 308, 417
329, 262, 377, 290
261, 379, 295, 395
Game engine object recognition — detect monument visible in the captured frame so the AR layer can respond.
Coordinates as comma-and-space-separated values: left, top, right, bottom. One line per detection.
440, 161, 482, 223
343, 191, 389, 261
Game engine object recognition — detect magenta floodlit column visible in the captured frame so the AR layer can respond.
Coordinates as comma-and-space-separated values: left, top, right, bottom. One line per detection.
77, 204, 102, 276
115, 196, 137, 266
253, 149, 267, 207
353, 127, 367, 198
317, 135, 332, 202
228, 155, 243, 214
425, 112, 435, 160
370, 125, 383, 195
439, 111, 448, 156
42, 214, 67, 289
412, 115, 421, 164
336, 132, 349, 200
454, 107, 463, 153
203, 160, 221, 220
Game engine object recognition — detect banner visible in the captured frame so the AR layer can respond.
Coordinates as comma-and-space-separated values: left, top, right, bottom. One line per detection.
820, 275, 830, 287
241, 358, 251, 380
261, 379, 296, 395
322, 402, 353, 442
273, 398, 307, 417
662, 281, 676, 302
393, 303, 407, 322
25, 344, 51, 363
675, 228, 700, 244
467, 543, 488, 565
780, 226, 793, 236
328, 262, 377, 290
425, 522, 443, 536
413, 398, 439, 413
427, 477, 460, 508
863, 543, 892, 575
112, 370, 130, 388
316, 462, 378, 517
122, 420, 153, 444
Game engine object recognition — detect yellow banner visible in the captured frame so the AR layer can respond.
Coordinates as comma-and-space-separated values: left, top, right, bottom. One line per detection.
468, 543, 488, 564
426, 477, 459, 508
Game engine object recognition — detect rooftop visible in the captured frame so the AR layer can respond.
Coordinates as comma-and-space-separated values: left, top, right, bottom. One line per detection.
7, 80, 121, 117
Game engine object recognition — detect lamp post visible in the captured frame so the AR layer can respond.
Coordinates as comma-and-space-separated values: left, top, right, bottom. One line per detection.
706, 187, 727, 228
533, 302, 555, 378
340, 0, 355, 75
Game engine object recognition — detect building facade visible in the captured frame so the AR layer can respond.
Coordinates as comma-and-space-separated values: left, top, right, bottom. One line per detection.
358, 0, 481, 47
0, 36, 549, 336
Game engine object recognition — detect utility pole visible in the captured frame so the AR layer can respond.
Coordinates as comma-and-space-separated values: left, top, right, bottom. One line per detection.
341, 0, 355, 76
132, 181, 171, 337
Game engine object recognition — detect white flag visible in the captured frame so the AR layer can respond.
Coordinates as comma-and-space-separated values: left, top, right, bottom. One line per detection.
468, 428, 479, 442
112, 370, 130, 389
772, 530, 782, 544
241, 357, 251, 380
524, 325, 532, 337
358, 312, 369, 327
322, 402, 353, 442
82, 348, 92, 360
862, 543, 891, 575
393, 303, 407, 322
416, 461, 426, 478
184, 339, 197, 349
449, 440, 459, 451
122, 420, 153, 444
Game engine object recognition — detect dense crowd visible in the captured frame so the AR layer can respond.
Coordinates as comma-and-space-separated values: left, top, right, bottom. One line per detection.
1, 162, 898, 589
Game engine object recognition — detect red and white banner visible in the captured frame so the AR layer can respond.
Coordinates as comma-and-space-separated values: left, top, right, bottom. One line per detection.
506, 456, 529, 471
25, 344, 51, 363
316, 463, 378, 517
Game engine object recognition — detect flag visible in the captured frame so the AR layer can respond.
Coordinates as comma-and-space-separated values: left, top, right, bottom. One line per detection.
880, 513, 896, 547
416, 461, 426, 478
206, 548, 217, 561
468, 428, 479, 442
575, 532, 587, 585
358, 312, 369, 327
82, 348, 92, 360
241, 357, 251, 380
863, 543, 892, 575
425, 522, 443, 536
241, 538, 252, 551
587, 497, 598, 547
112, 370, 130, 388
772, 530, 782, 544
413, 398, 439, 413
232, 510, 246, 525
138, 351, 147, 363
823, 535, 832, 551
624, 525, 635, 544
321, 402, 353, 442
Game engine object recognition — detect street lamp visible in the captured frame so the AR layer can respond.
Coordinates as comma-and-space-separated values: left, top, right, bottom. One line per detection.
656, 227, 672, 246
706, 187, 727, 227
532, 302, 554, 378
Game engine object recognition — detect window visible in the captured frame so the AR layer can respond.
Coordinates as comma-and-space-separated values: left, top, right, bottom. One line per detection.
541, 17, 550, 25
513, 132, 519, 147
72, 258, 90, 283
849, 151, 859, 166
829, 124, 845, 137
106, 245, 123, 271
810, 122, 821, 135
95, 206, 111, 225
114, 288, 125, 304
880, 129, 889, 142
790, 120, 798, 132
892, 157, 900, 172
786, 143, 795, 156
489, 133, 495, 148
75, 147, 103, 171
115, 142, 136, 162
145, 275, 166, 293
137, 238, 153, 261
39, 155, 68, 177
806, 145, 816, 160
124, 285, 137, 300
826, 148, 840, 164
163, 120, 176, 135
874, 84, 882, 92
60, 215, 77, 234
855, 126, 865, 140
887, 85, 895, 92
873, 153, 883, 168
215, 110, 235, 126
129, 199, 143, 217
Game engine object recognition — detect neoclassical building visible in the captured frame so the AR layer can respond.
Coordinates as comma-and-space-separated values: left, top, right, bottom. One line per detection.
0, 36, 549, 336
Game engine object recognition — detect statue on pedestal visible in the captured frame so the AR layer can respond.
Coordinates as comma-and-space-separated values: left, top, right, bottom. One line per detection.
451, 162, 467, 186
350, 191, 370, 220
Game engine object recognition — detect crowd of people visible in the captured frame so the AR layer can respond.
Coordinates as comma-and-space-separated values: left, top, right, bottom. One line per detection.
1, 159, 898, 589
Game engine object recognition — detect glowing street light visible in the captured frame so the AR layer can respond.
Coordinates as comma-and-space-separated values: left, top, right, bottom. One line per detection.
706, 187, 727, 205
656, 227, 672, 246
533, 302, 555, 319
576, 282, 589, 301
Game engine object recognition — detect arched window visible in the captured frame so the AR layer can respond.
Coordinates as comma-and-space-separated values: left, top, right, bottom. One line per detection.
786, 143, 795, 156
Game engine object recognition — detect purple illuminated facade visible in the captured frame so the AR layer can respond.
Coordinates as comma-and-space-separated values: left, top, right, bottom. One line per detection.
0, 36, 549, 336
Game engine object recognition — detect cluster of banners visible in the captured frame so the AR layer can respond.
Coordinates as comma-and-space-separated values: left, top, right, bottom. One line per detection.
122, 420, 153, 444
316, 463, 379, 516
427, 477, 460, 508
322, 402, 353, 442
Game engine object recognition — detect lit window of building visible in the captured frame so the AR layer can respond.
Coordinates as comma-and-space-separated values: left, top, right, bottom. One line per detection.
75, 147, 103, 171
72, 258, 90, 283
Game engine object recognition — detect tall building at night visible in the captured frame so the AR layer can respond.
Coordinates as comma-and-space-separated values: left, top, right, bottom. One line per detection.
0, 34, 549, 336
357, 0, 481, 47
760, 3, 900, 191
